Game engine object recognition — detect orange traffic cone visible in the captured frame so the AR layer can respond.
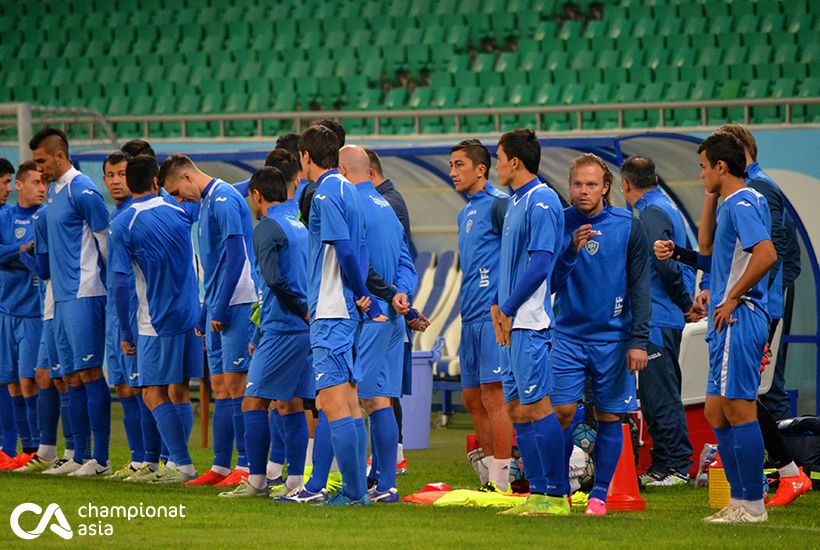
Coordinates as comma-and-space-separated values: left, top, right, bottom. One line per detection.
606, 423, 647, 511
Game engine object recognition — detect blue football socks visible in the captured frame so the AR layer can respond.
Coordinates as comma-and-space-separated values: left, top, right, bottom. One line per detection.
732, 421, 765, 502
12, 395, 33, 450
232, 397, 247, 469
24, 395, 40, 449
243, 409, 269, 477
305, 411, 333, 493
84, 377, 111, 464
281, 411, 309, 478
59, 390, 74, 452
67, 384, 90, 464
151, 402, 192, 466
137, 393, 161, 464
0, 386, 17, 457
174, 402, 194, 445
268, 409, 286, 466
714, 425, 743, 500
513, 421, 545, 494
532, 413, 566, 497
330, 416, 363, 499
37, 387, 60, 447
370, 407, 398, 491
590, 420, 623, 503
212, 398, 234, 469
120, 396, 144, 464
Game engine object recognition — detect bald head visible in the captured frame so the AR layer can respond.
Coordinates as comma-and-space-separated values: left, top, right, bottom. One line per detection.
339, 145, 371, 184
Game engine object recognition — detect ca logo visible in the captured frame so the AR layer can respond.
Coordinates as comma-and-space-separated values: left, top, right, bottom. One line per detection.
10, 503, 73, 540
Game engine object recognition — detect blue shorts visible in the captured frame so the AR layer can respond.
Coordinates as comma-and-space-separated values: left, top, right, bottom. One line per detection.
706, 303, 768, 400
54, 297, 105, 374
37, 319, 62, 379
105, 318, 138, 387
501, 328, 553, 405
311, 318, 359, 392
460, 320, 504, 389
136, 329, 204, 387
356, 317, 406, 399
246, 331, 314, 401
550, 336, 637, 413
206, 304, 252, 375
0, 313, 42, 383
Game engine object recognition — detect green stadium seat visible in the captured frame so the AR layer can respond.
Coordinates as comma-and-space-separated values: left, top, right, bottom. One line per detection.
495, 52, 519, 72
773, 44, 798, 64
759, 13, 784, 33
782, 63, 808, 80
597, 50, 620, 69
583, 20, 606, 40
576, 68, 600, 86
544, 51, 568, 71
472, 53, 495, 73
570, 50, 594, 71
792, 78, 820, 123
620, 49, 644, 69
408, 87, 433, 109
453, 71, 479, 88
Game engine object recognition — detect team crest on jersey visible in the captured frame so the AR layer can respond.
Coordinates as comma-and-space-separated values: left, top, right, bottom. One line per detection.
15, 228, 26, 239
585, 240, 599, 255
465, 219, 473, 234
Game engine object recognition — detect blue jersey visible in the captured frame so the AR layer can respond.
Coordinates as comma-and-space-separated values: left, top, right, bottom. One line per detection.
197, 179, 257, 312
356, 181, 417, 319
552, 205, 651, 346
254, 202, 309, 333
498, 179, 563, 330
307, 170, 366, 320
709, 188, 771, 318
109, 195, 200, 337
634, 187, 696, 330
745, 162, 791, 319
160, 187, 200, 223
106, 198, 138, 334
31, 206, 54, 321
45, 167, 109, 302
457, 183, 508, 323
0, 204, 41, 318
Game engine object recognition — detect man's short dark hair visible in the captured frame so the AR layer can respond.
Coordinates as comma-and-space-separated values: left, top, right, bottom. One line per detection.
363, 148, 383, 178
298, 125, 339, 170
316, 119, 345, 148
264, 149, 299, 184
157, 154, 195, 187
498, 128, 540, 175
29, 127, 69, 154
126, 154, 158, 194
249, 166, 287, 203
120, 139, 156, 158
16, 161, 38, 182
620, 156, 656, 189
0, 158, 14, 177
275, 133, 299, 156
698, 132, 746, 179
716, 123, 757, 162
104, 151, 132, 172
451, 139, 492, 174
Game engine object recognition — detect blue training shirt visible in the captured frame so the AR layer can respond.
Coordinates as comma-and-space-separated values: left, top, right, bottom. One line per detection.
197, 178, 257, 312
254, 202, 309, 334
32, 205, 54, 320
307, 169, 366, 320
106, 198, 138, 332
552, 204, 651, 348
498, 178, 563, 331
355, 180, 417, 320
0, 204, 41, 318
745, 162, 791, 320
634, 187, 696, 331
109, 195, 200, 337
45, 167, 109, 301
709, 187, 771, 320
458, 183, 508, 323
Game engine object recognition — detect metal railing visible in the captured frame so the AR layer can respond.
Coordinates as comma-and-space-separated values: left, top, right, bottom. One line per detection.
2, 97, 819, 145
0, 103, 116, 160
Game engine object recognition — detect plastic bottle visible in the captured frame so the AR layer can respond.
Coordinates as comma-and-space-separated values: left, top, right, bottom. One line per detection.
696, 443, 718, 487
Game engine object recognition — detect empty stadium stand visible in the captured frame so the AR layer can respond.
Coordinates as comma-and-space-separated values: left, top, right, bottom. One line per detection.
1, 0, 817, 139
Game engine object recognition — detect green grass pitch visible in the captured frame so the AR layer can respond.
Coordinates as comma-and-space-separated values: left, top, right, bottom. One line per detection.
0, 408, 817, 548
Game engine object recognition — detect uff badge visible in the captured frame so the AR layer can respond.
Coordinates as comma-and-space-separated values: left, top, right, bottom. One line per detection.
585, 240, 599, 255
